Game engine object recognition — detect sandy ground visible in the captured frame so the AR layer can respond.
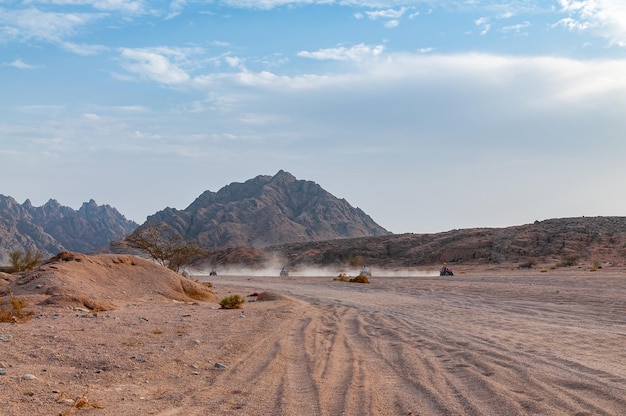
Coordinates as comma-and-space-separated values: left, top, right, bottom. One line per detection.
1, 261, 626, 415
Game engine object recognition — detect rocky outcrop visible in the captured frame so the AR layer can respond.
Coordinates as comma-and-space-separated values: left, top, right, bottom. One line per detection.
0, 196, 138, 264
264, 216, 626, 268
145, 170, 390, 248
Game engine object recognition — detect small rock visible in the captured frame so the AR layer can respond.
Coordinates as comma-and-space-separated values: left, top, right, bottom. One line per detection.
0, 368, 7, 376
0, 335, 11, 342
22, 374, 37, 380
214, 362, 227, 369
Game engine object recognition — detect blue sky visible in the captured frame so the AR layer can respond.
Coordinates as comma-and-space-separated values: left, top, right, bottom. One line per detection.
1, 1, 626, 234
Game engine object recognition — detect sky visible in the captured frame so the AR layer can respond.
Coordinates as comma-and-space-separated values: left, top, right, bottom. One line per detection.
1, 0, 626, 234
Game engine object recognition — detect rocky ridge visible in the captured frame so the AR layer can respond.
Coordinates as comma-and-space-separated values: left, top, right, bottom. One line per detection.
262, 216, 626, 269
0, 196, 137, 264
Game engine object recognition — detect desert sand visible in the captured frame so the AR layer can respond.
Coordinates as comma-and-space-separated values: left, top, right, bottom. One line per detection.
1, 255, 625, 415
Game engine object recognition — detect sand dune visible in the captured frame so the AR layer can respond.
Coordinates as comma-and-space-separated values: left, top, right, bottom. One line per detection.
1, 258, 625, 415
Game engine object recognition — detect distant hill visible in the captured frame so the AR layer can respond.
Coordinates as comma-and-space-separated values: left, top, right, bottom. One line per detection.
0, 196, 138, 264
144, 170, 390, 248
208, 216, 626, 270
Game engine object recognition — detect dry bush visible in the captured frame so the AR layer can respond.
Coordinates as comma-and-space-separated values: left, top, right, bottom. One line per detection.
57, 389, 104, 415
591, 260, 602, 271
179, 279, 215, 301
334, 273, 350, 282
518, 259, 536, 269
8, 250, 43, 273
220, 294, 245, 309
556, 254, 580, 268
349, 275, 370, 284
256, 292, 285, 301
0, 296, 35, 323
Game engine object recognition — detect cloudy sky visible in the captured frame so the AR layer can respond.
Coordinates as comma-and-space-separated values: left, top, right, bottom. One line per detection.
1, 0, 625, 234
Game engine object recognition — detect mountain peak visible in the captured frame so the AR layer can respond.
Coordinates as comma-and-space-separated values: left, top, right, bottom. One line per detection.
148, 172, 389, 248
0, 198, 138, 264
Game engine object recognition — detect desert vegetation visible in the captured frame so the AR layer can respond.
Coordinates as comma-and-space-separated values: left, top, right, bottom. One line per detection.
557, 254, 580, 268
8, 250, 43, 272
219, 294, 245, 309
0, 296, 35, 323
334, 272, 370, 283
122, 223, 205, 273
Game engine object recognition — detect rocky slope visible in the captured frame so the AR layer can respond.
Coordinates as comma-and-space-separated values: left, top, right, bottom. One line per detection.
244, 216, 626, 269
145, 170, 390, 248
0, 196, 137, 264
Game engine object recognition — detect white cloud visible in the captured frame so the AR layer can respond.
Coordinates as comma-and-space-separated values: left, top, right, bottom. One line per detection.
557, 0, 626, 46
501, 21, 531, 33
297, 43, 384, 61
384, 19, 399, 28
61, 41, 108, 55
220, 0, 332, 9
225, 56, 245, 69
3, 59, 35, 69
166, 0, 187, 19
0, 6, 102, 43
365, 7, 406, 20
475, 17, 491, 35
118, 47, 197, 85
22, 0, 146, 14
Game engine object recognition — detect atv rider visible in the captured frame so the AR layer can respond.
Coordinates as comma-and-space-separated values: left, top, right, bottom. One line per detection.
440, 261, 454, 276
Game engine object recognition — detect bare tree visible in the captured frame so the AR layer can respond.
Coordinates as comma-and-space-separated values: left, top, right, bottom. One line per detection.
123, 224, 204, 274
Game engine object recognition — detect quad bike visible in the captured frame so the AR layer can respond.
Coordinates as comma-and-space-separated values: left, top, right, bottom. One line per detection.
440, 267, 454, 276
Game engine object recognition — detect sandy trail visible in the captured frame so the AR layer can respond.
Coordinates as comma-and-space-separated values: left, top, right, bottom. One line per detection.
197, 272, 626, 416
2, 269, 625, 415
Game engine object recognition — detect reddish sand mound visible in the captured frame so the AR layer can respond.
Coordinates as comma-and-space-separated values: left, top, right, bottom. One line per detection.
3, 251, 217, 310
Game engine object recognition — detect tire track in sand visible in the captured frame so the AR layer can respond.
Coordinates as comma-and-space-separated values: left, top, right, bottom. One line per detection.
194, 275, 626, 416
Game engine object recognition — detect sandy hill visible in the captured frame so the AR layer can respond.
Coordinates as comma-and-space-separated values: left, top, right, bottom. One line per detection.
1, 252, 216, 311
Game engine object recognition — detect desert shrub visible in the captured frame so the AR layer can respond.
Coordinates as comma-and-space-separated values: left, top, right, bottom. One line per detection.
349, 275, 370, 284
556, 254, 580, 268
0, 296, 35, 323
591, 260, 602, 271
518, 259, 536, 269
219, 294, 245, 309
334, 273, 350, 282
8, 250, 43, 273
57, 388, 104, 415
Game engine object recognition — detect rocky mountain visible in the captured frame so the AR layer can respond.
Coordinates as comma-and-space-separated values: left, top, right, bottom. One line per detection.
145, 170, 390, 248
262, 216, 626, 269
0, 196, 138, 264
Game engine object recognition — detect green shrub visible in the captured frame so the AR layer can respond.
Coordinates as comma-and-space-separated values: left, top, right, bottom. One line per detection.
219, 294, 245, 309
